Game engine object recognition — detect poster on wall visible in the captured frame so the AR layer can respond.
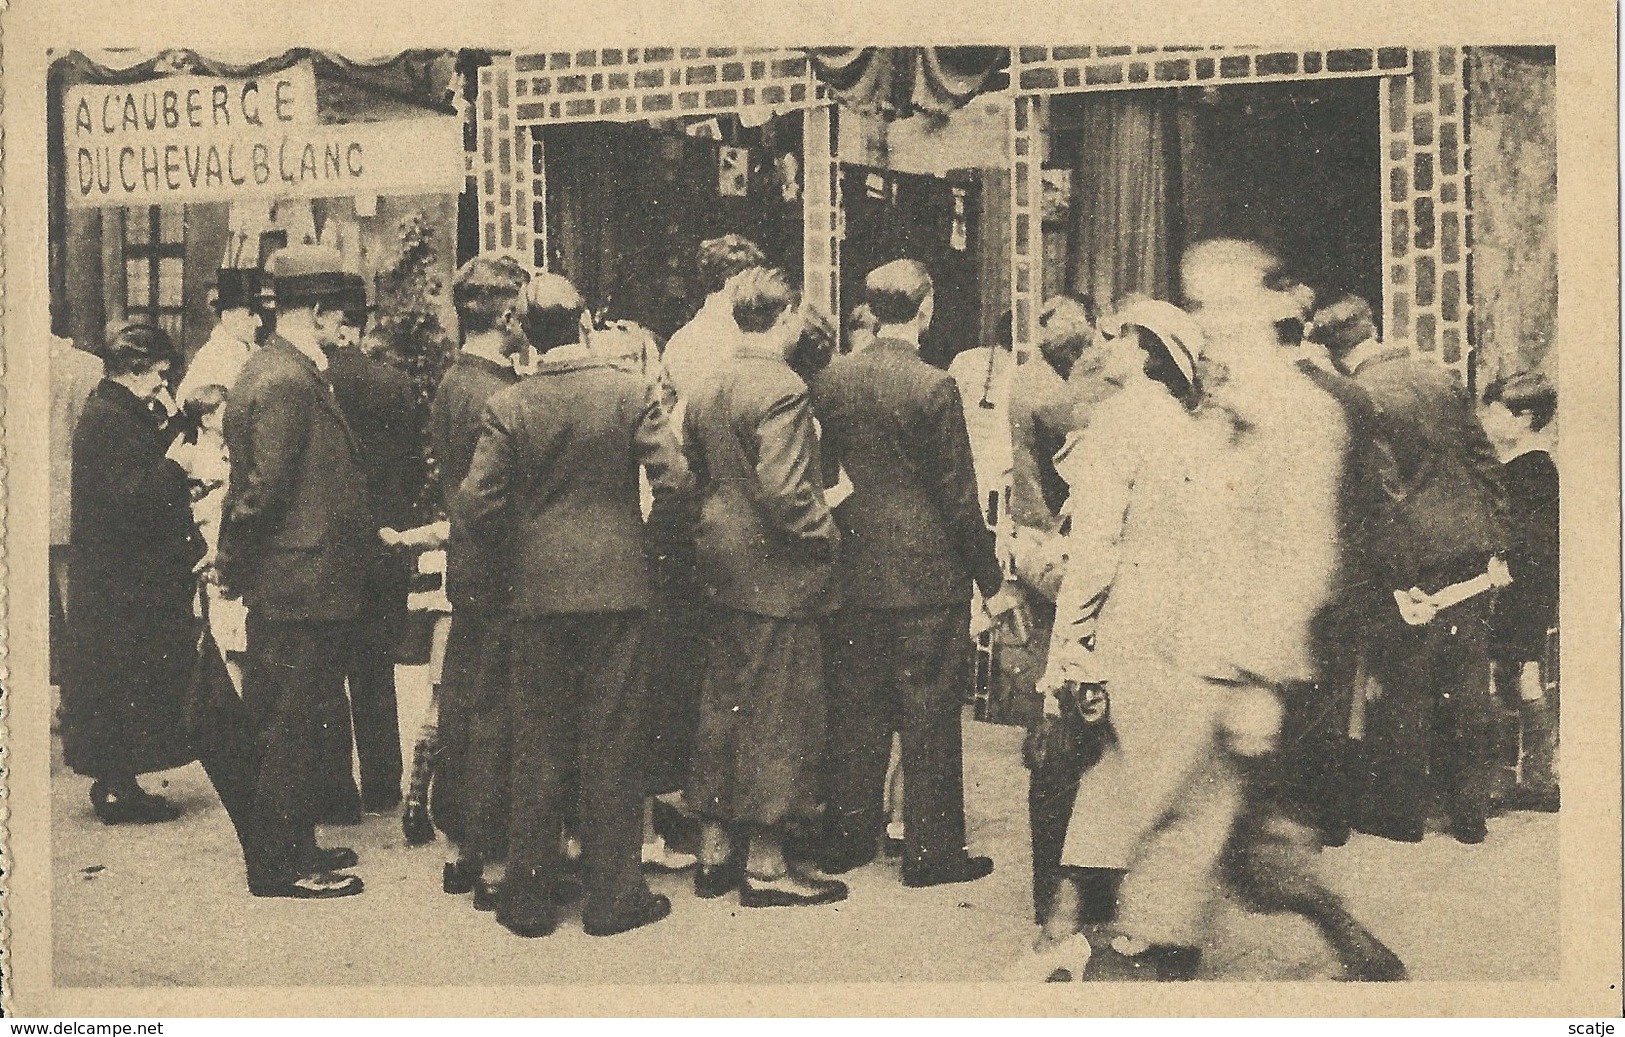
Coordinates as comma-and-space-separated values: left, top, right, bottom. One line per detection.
718, 146, 750, 198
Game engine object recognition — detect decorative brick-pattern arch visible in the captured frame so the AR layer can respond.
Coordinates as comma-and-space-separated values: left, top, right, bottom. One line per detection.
801, 105, 841, 322
1382, 46, 1472, 381
475, 47, 837, 315
1008, 94, 1041, 362
1013, 44, 1411, 94
1006, 44, 1477, 379
510, 47, 820, 125
474, 55, 533, 269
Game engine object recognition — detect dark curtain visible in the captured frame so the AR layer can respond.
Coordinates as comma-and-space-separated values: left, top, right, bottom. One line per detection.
1058, 93, 1187, 310
808, 47, 1008, 120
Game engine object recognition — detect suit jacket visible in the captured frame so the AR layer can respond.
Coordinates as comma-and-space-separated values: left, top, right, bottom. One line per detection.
1491, 449, 1559, 659
1347, 345, 1510, 586
1007, 357, 1088, 531
683, 343, 840, 619
809, 337, 1003, 609
328, 347, 423, 611
1296, 359, 1406, 637
219, 336, 372, 623
429, 352, 519, 610
460, 345, 696, 617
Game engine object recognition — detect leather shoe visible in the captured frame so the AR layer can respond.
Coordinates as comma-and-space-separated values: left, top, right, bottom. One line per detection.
694, 853, 745, 899
817, 839, 877, 876
472, 877, 501, 912
496, 871, 557, 938
739, 870, 848, 908
443, 859, 480, 895
402, 800, 436, 846
1450, 815, 1487, 845
1081, 940, 1200, 982
251, 871, 365, 900
1501, 786, 1561, 813
312, 846, 359, 871
1355, 816, 1423, 844
584, 893, 672, 937
902, 854, 994, 888
90, 783, 183, 825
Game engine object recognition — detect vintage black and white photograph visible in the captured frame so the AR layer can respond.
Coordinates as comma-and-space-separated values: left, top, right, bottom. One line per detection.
3, 13, 1617, 1016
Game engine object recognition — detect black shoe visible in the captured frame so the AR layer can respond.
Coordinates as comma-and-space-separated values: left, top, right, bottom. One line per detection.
739, 870, 849, 908
402, 801, 436, 846
312, 846, 359, 871
1355, 816, 1423, 844
472, 877, 500, 912
1450, 815, 1488, 845
250, 871, 365, 900
882, 835, 906, 858
443, 859, 480, 895
1501, 786, 1561, 813
694, 853, 745, 899
496, 870, 557, 938
817, 839, 878, 876
584, 893, 672, 937
1319, 822, 1352, 848
1081, 941, 1201, 982
90, 782, 182, 825
902, 854, 994, 888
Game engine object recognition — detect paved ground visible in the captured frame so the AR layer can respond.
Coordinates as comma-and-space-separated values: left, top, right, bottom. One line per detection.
52, 663, 1559, 986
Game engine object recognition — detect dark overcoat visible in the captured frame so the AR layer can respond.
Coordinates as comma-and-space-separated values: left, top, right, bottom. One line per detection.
218, 337, 371, 622
63, 380, 204, 778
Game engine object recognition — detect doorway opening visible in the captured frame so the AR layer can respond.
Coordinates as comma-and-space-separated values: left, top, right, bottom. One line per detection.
1045, 77, 1383, 320
537, 113, 806, 342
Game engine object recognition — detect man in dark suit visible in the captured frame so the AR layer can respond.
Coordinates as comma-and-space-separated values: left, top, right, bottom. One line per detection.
811, 259, 1022, 887
460, 272, 696, 938
424, 254, 529, 903
326, 308, 424, 818
1309, 295, 1510, 845
219, 245, 375, 899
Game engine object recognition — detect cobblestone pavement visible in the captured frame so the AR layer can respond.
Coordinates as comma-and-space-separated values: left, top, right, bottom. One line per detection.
52, 663, 1558, 987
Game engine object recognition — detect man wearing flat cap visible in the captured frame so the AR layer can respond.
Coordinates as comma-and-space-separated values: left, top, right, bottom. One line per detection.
218, 244, 374, 899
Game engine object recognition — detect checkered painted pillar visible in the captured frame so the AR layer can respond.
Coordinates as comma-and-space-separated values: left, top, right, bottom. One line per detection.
475, 55, 536, 270
1383, 45, 1472, 380
802, 102, 840, 321
1009, 94, 1041, 363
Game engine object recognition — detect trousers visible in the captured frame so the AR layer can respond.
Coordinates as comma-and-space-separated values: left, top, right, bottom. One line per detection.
1362, 594, 1495, 832
824, 605, 972, 869
437, 607, 512, 858
506, 612, 651, 925
337, 606, 405, 809
243, 615, 359, 881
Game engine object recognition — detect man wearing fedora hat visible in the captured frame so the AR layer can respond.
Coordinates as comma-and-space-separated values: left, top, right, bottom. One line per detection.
218, 244, 375, 899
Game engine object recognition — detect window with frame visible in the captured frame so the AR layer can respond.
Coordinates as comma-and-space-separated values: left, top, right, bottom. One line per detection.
124, 206, 187, 343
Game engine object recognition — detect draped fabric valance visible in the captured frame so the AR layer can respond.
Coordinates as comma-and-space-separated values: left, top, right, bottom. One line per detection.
49, 48, 459, 116
807, 47, 1009, 120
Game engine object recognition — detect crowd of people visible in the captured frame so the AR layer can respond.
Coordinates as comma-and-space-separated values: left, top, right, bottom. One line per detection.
51, 226, 1558, 979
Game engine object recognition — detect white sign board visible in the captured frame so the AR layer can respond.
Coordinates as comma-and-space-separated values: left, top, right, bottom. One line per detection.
64, 63, 465, 207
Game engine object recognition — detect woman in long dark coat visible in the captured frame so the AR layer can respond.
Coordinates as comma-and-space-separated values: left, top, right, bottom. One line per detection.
63, 323, 204, 824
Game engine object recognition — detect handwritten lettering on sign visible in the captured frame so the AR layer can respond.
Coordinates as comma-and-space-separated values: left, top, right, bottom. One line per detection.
64, 63, 465, 207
